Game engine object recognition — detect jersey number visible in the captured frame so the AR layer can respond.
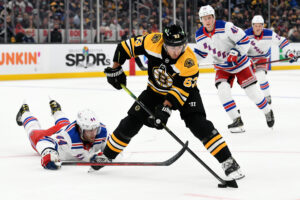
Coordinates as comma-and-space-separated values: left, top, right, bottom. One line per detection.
183, 77, 198, 88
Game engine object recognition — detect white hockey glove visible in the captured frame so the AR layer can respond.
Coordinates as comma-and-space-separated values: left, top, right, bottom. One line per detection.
41, 148, 61, 170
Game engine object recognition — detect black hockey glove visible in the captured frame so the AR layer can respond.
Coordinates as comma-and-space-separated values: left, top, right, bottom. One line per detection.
104, 66, 126, 90
148, 104, 171, 130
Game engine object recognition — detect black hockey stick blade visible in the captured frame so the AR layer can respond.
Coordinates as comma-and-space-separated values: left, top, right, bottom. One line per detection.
62, 141, 188, 167
218, 180, 238, 188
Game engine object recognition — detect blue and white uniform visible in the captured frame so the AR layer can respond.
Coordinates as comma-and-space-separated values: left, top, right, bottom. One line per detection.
22, 111, 108, 162
245, 27, 290, 71
194, 20, 251, 73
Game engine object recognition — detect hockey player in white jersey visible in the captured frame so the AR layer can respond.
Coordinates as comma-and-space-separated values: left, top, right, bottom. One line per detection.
245, 15, 298, 105
194, 5, 274, 133
16, 100, 109, 170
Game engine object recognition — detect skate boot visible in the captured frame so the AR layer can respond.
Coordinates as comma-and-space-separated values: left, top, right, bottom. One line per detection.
49, 100, 62, 115
222, 157, 245, 180
266, 95, 272, 105
88, 152, 112, 172
265, 109, 275, 128
16, 104, 30, 126
228, 117, 245, 133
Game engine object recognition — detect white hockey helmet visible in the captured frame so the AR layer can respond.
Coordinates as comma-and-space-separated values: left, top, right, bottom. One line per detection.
252, 15, 264, 25
76, 109, 100, 137
199, 5, 215, 22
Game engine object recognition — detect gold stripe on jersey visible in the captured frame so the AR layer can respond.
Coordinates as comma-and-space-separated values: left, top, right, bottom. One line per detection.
168, 90, 184, 106
174, 47, 199, 77
130, 38, 136, 57
121, 41, 131, 58
143, 33, 164, 58
171, 85, 189, 99
147, 80, 168, 95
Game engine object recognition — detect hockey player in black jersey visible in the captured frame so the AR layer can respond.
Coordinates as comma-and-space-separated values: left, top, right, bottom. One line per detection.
102, 24, 245, 180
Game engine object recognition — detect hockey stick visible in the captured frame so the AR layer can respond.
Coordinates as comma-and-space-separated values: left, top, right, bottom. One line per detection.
198, 56, 300, 67
62, 141, 188, 166
254, 56, 300, 67
120, 84, 238, 188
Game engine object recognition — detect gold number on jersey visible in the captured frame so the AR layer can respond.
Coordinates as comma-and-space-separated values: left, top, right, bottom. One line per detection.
183, 77, 198, 88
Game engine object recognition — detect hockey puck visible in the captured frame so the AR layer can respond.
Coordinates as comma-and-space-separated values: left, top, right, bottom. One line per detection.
218, 183, 227, 188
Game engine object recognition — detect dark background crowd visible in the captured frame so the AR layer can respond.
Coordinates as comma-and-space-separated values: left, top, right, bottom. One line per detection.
0, 0, 299, 44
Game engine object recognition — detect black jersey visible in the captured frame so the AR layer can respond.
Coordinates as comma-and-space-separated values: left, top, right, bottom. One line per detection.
113, 33, 199, 109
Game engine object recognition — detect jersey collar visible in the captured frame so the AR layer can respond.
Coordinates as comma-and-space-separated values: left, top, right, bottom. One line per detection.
253, 30, 264, 40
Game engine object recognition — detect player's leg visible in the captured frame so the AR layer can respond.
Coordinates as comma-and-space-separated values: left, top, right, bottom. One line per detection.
103, 89, 163, 159
255, 69, 271, 104
49, 99, 71, 126
215, 70, 245, 133
180, 89, 244, 180
16, 103, 42, 152
237, 66, 274, 128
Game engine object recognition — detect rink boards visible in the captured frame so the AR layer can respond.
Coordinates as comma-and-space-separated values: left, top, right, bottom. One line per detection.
0, 43, 299, 81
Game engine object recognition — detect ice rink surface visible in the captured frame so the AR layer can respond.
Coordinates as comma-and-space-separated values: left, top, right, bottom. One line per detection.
1, 70, 300, 200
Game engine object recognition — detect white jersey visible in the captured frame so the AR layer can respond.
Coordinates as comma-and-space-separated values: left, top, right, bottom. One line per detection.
30, 116, 108, 162
245, 28, 290, 62
194, 20, 251, 73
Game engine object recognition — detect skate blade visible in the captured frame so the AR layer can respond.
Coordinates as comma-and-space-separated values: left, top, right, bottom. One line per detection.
229, 127, 245, 133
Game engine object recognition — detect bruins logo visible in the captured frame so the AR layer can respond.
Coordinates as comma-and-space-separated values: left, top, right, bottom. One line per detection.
184, 58, 195, 68
151, 34, 161, 43
153, 67, 173, 88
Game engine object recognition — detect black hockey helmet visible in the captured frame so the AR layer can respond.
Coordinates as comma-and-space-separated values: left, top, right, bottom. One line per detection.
163, 24, 187, 46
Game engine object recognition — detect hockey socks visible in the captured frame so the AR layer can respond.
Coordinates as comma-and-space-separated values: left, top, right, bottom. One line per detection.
217, 82, 241, 120
104, 132, 129, 159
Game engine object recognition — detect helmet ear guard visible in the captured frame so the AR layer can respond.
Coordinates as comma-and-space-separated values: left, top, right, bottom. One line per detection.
163, 24, 187, 47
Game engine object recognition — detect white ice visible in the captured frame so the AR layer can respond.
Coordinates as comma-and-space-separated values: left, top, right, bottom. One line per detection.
1, 70, 300, 200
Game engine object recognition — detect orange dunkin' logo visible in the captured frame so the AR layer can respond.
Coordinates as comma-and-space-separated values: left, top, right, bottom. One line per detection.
0, 52, 40, 65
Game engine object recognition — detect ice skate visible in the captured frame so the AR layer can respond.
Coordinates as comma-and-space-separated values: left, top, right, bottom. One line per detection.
88, 153, 112, 173
228, 117, 245, 133
16, 103, 30, 126
266, 95, 272, 105
222, 157, 245, 180
265, 109, 275, 128
49, 100, 62, 115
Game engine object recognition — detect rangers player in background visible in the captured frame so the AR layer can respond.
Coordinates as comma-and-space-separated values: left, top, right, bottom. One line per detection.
245, 15, 298, 105
16, 100, 108, 171
102, 24, 244, 180
194, 5, 274, 133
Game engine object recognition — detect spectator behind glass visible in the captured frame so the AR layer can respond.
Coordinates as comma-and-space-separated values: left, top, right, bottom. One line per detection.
289, 30, 300, 42
50, 22, 62, 43
22, 29, 35, 43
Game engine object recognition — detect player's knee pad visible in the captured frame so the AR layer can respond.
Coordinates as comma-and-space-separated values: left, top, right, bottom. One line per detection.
255, 70, 268, 82
184, 113, 215, 141
114, 114, 143, 141
217, 82, 231, 99
244, 83, 260, 100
